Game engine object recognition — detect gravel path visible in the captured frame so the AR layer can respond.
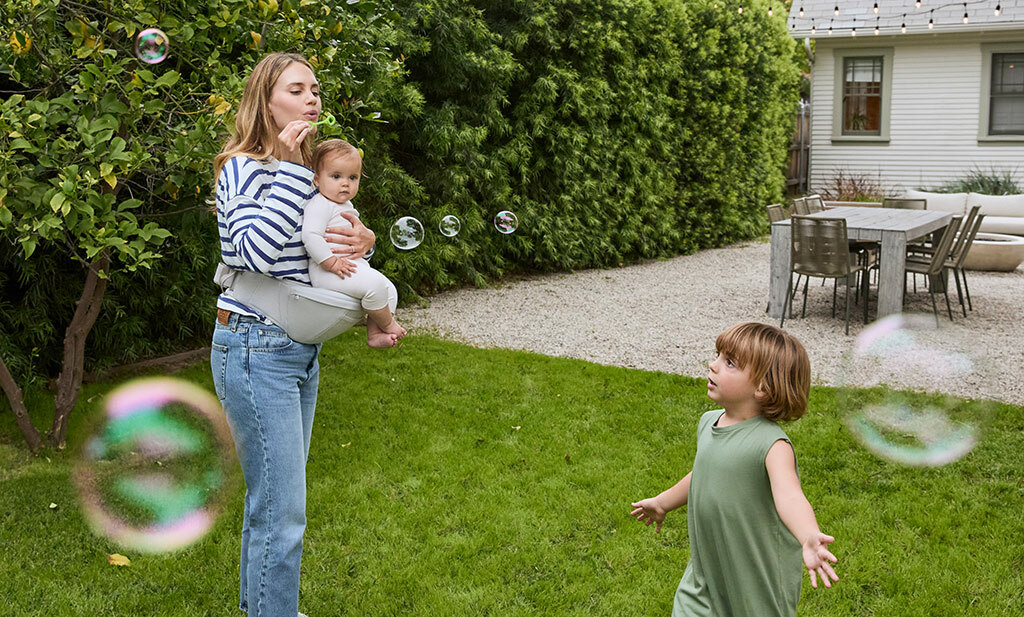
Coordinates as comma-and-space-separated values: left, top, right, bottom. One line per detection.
403, 239, 1024, 406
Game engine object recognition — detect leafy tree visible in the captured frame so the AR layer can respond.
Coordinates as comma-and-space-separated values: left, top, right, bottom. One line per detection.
0, 0, 410, 451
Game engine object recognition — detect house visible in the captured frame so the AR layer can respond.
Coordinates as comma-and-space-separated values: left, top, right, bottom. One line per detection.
788, 0, 1024, 194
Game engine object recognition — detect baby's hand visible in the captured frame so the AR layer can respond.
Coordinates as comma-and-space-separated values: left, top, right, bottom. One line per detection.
320, 256, 357, 279
630, 497, 667, 533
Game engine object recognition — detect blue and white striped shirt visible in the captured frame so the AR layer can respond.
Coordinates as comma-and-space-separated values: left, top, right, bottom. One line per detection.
216, 155, 317, 320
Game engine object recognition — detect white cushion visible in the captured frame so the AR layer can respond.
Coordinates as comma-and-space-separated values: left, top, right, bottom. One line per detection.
980, 216, 1024, 236
902, 190, 968, 214
967, 192, 1024, 217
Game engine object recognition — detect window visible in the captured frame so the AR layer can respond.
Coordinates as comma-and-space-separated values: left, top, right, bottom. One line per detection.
832, 48, 893, 143
980, 44, 1024, 142
843, 57, 883, 135
989, 53, 1024, 135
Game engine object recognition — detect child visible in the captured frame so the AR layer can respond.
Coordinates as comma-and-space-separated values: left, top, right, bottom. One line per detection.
302, 139, 407, 348
630, 322, 838, 617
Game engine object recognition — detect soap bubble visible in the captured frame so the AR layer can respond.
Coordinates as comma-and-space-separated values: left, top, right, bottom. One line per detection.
390, 216, 424, 250
838, 314, 996, 467
439, 215, 461, 237
74, 378, 235, 553
494, 211, 518, 234
364, 242, 375, 260
135, 28, 169, 64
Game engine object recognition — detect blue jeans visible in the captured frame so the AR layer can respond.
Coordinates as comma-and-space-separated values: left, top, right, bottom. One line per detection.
211, 313, 321, 617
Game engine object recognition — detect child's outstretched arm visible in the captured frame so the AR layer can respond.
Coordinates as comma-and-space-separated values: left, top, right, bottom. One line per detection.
630, 471, 691, 533
766, 440, 839, 589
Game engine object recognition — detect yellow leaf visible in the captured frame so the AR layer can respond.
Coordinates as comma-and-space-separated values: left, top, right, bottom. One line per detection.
10, 31, 31, 55
27, 114, 42, 123
214, 101, 231, 115
332, 22, 342, 35
8, 131, 22, 138
249, 31, 261, 47
103, 174, 117, 189
130, 72, 143, 87
108, 554, 131, 566
49, 502, 57, 509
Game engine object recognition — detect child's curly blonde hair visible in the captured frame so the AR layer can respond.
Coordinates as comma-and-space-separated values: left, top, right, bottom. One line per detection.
715, 322, 811, 422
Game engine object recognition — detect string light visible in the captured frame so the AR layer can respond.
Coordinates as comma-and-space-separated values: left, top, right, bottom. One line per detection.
768, 5, 773, 16
875, 16, 880, 35
963, 3, 969, 23
852, 17, 857, 36
873, 2, 879, 14
738, 3, 743, 14
995, 4, 1001, 17
811, 19, 817, 35
799, 6, 805, 17
901, 14, 906, 33
916, 0, 922, 8
828, 18, 833, 35
929, 9, 934, 29
834, 5, 840, 17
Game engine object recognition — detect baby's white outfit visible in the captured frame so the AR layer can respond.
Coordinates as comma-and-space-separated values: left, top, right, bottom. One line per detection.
301, 193, 397, 312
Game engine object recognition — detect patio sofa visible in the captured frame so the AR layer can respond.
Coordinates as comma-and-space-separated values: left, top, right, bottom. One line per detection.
901, 190, 1024, 236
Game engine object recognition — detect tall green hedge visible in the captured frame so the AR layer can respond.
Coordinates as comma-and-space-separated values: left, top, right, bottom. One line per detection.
1, 0, 798, 386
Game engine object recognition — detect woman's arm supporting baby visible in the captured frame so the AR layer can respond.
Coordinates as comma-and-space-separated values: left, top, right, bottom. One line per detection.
765, 440, 839, 589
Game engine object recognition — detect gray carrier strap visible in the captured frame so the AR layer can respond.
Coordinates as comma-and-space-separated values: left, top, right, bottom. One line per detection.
214, 263, 364, 344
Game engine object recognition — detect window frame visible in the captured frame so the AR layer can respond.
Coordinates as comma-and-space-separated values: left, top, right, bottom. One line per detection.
979, 43, 1024, 142
831, 47, 894, 143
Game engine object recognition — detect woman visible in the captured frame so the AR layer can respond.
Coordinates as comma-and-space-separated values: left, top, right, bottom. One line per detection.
210, 52, 374, 617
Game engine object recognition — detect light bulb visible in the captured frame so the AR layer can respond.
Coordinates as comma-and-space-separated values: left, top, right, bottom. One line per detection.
873, 2, 879, 14
928, 18, 934, 29
768, 5, 773, 16
875, 25, 880, 35
963, 4, 969, 24
995, 5, 1001, 17
738, 4, 743, 14
799, 6, 805, 17
812, 21, 817, 34
901, 22, 906, 33
916, 0, 921, 7
834, 5, 840, 16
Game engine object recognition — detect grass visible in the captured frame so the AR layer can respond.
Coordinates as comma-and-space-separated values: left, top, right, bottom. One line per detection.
2, 331, 1023, 616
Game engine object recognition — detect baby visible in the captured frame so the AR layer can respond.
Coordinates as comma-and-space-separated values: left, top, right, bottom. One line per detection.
302, 139, 406, 348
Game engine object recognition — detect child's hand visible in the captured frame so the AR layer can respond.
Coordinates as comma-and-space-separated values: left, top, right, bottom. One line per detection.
802, 532, 839, 589
320, 256, 357, 279
629, 498, 667, 533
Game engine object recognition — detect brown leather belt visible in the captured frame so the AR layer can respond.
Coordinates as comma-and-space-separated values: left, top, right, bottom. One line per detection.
217, 308, 232, 325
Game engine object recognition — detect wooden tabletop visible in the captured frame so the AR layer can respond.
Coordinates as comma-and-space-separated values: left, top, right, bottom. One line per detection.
772, 206, 953, 242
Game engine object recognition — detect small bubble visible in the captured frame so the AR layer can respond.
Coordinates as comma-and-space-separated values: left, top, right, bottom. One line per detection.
439, 215, 461, 237
135, 28, 169, 64
493, 211, 518, 234
390, 216, 424, 250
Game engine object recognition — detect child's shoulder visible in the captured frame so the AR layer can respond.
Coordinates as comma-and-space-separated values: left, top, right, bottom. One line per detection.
697, 409, 723, 433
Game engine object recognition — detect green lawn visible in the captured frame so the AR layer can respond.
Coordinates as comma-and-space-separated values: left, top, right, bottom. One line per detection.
2, 331, 1022, 616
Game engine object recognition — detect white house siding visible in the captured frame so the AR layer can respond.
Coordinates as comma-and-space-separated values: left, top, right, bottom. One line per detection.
809, 33, 1024, 195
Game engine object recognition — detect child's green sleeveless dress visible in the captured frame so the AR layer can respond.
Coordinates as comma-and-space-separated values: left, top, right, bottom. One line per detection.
672, 410, 803, 617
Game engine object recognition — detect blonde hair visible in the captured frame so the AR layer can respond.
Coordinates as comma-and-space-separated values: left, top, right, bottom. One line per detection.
714, 322, 811, 422
312, 139, 361, 174
213, 52, 315, 181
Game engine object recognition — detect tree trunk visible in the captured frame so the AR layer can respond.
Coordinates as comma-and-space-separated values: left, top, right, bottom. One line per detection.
49, 252, 110, 450
0, 355, 42, 454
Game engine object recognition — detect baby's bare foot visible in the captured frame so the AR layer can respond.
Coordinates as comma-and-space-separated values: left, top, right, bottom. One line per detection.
367, 331, 398, 348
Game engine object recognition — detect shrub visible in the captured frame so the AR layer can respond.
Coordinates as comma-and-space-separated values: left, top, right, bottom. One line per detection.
931, 166, 1021, 195
814, 169, 887, 202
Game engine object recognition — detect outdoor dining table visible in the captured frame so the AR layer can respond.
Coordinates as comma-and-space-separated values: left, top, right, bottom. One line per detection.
768, 206, 954, 320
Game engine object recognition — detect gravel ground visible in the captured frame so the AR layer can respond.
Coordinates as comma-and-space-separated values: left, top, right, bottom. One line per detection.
403, 238, 1024, 406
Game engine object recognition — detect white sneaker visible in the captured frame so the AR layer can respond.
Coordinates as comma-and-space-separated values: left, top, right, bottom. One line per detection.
298, 613, 308, 617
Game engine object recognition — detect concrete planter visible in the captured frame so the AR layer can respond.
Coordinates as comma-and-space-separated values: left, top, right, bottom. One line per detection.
963, 232, 1024, 272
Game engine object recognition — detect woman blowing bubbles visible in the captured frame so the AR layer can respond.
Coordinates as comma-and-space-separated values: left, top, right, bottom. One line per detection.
210, 53, 373, 617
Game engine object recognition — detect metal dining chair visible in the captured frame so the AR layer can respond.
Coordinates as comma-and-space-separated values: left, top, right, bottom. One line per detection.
908, 209, 984, 317
903, 215, 962, 324
804, 194, 825, 213
781, 216, 870, 335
